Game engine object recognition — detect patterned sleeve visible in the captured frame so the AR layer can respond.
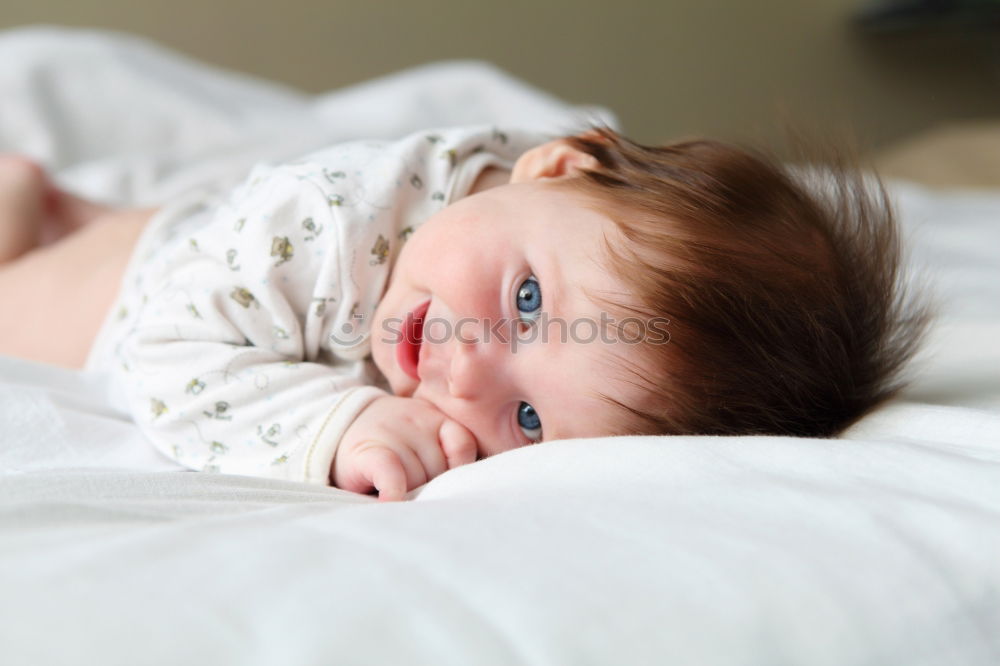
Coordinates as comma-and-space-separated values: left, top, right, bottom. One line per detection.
117, 165, 386, 485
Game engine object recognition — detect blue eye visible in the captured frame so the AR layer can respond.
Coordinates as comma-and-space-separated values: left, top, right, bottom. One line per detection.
515, 276, 542, 323
517, 401, 542, 442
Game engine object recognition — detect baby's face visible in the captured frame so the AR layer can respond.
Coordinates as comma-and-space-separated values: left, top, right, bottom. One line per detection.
371, 176, 640, 459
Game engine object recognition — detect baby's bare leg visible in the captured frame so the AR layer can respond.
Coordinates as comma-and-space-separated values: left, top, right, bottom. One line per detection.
0, 207, 154, 368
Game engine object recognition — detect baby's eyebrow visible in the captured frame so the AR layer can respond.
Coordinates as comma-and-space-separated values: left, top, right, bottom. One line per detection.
536, 250, 567, 323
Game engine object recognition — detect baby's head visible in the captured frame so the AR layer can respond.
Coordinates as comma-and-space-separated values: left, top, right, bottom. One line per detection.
371, 127, 926, 456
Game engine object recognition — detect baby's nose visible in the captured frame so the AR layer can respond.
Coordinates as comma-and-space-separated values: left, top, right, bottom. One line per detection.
447, 337, 499, 400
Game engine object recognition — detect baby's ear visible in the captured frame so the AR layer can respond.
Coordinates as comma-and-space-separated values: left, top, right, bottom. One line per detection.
510, 140, 600, 183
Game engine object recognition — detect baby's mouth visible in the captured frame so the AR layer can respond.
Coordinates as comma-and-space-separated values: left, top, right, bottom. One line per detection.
396, 299, 430, 381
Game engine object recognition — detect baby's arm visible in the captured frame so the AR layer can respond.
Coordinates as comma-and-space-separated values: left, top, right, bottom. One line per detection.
334, 395, 478, 501
114, 165, 392, 486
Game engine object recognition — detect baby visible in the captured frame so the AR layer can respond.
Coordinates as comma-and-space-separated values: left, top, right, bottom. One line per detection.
0, 125, 925, 500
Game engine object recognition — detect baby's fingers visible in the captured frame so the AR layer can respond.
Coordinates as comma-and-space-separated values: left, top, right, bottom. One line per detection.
439, 419, 478, 469
368, 448, 408, 502
343, 446, 421, 502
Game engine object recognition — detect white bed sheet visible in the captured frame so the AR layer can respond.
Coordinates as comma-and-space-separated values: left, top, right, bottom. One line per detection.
1, 26, 999, 666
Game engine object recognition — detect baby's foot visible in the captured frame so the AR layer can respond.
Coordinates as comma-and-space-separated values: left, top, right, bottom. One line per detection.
0, 156, 47, 263
0, 157, 115, 260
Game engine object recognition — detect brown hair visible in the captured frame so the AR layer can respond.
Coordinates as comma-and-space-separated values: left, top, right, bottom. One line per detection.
561, 127, 929, 437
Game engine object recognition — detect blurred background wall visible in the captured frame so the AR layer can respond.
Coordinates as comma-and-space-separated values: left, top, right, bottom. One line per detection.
2, 0, 998, 151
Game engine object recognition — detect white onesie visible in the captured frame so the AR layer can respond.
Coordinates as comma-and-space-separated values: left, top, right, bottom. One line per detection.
86, 125, 544, 485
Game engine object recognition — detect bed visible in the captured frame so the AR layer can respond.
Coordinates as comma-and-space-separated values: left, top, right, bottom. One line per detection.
1, 26, 998, 666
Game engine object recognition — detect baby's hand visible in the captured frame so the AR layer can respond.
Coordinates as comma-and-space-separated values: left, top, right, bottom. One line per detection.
332, 396, 478, 501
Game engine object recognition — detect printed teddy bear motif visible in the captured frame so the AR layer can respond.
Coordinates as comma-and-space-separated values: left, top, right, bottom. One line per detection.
271, 236, 294, 266
370, 235, 389, 265
230, 287, 259, 309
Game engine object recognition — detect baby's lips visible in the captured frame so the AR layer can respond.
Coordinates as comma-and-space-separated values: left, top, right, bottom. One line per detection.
438, 418, 479, 469
396, 298, 430, 381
